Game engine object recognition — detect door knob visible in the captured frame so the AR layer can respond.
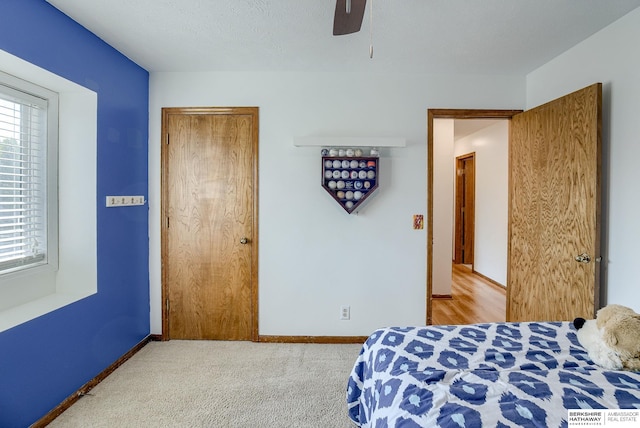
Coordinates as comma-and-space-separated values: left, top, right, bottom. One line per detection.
575, 253, 591, 263
240, 237, 249, 244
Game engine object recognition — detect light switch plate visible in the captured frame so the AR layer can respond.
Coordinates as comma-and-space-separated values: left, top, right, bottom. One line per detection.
106, 195, 145, 207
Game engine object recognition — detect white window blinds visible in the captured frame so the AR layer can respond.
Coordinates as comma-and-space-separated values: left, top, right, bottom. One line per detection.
0, 84, 48, 273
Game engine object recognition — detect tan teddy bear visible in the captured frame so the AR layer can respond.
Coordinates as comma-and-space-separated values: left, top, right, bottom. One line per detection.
574, 304, 640, 371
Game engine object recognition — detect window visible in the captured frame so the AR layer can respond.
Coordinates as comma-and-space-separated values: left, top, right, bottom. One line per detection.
0, 72, 58, 276
0, 49, 96, 333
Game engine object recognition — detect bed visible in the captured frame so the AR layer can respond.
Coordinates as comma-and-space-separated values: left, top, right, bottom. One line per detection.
347, 322, 640, 427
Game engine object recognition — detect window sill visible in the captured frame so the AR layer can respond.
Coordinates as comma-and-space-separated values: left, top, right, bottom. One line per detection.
0, 290, 95, 333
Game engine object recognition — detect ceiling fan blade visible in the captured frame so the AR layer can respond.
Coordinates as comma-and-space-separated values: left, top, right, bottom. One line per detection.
333, 0, 367, 36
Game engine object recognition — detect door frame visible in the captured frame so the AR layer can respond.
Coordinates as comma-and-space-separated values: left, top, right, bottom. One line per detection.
160, 106, 260, 341
426, 109, 522, 325
454, 152, 475, 265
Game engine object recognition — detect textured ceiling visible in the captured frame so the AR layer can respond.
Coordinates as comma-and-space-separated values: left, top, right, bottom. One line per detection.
46, 0, 640, 75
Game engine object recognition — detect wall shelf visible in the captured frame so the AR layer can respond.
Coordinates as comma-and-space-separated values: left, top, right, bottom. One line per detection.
294, 136, 406, 148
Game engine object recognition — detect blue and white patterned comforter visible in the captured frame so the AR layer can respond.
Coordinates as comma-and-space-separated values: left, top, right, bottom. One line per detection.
347, 322, 640, 427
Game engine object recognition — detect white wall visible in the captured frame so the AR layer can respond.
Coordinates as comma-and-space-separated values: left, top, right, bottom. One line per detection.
526, 7, 640, 313
432, 119, 454, 296
454, 121, 508, 285
149, 72, 524, 336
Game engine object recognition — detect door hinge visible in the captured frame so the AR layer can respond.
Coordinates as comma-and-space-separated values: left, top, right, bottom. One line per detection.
166, 134, 170, 145
166, 299, 170, 313
166, 217, 170, 228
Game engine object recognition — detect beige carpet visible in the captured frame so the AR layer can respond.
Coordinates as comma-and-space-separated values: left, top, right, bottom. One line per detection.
49, 340, 363, 428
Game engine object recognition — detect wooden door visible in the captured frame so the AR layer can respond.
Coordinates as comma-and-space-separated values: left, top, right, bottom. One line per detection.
161, 107, 258, 340
507, 84, 601, 321
454, 153, 475, 265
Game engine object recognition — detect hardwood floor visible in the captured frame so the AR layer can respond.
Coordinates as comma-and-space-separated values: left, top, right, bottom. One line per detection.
431, 264, 506, 325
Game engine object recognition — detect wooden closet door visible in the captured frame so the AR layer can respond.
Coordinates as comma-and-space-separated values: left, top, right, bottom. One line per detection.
162, 107, 258, 340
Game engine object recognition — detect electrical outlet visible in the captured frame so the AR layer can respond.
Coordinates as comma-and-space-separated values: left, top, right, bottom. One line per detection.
106, 195, 145, 207
340, 305, 350, 320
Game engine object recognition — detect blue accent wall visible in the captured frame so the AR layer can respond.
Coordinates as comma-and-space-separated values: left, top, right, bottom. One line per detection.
0, 1, 150, 426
